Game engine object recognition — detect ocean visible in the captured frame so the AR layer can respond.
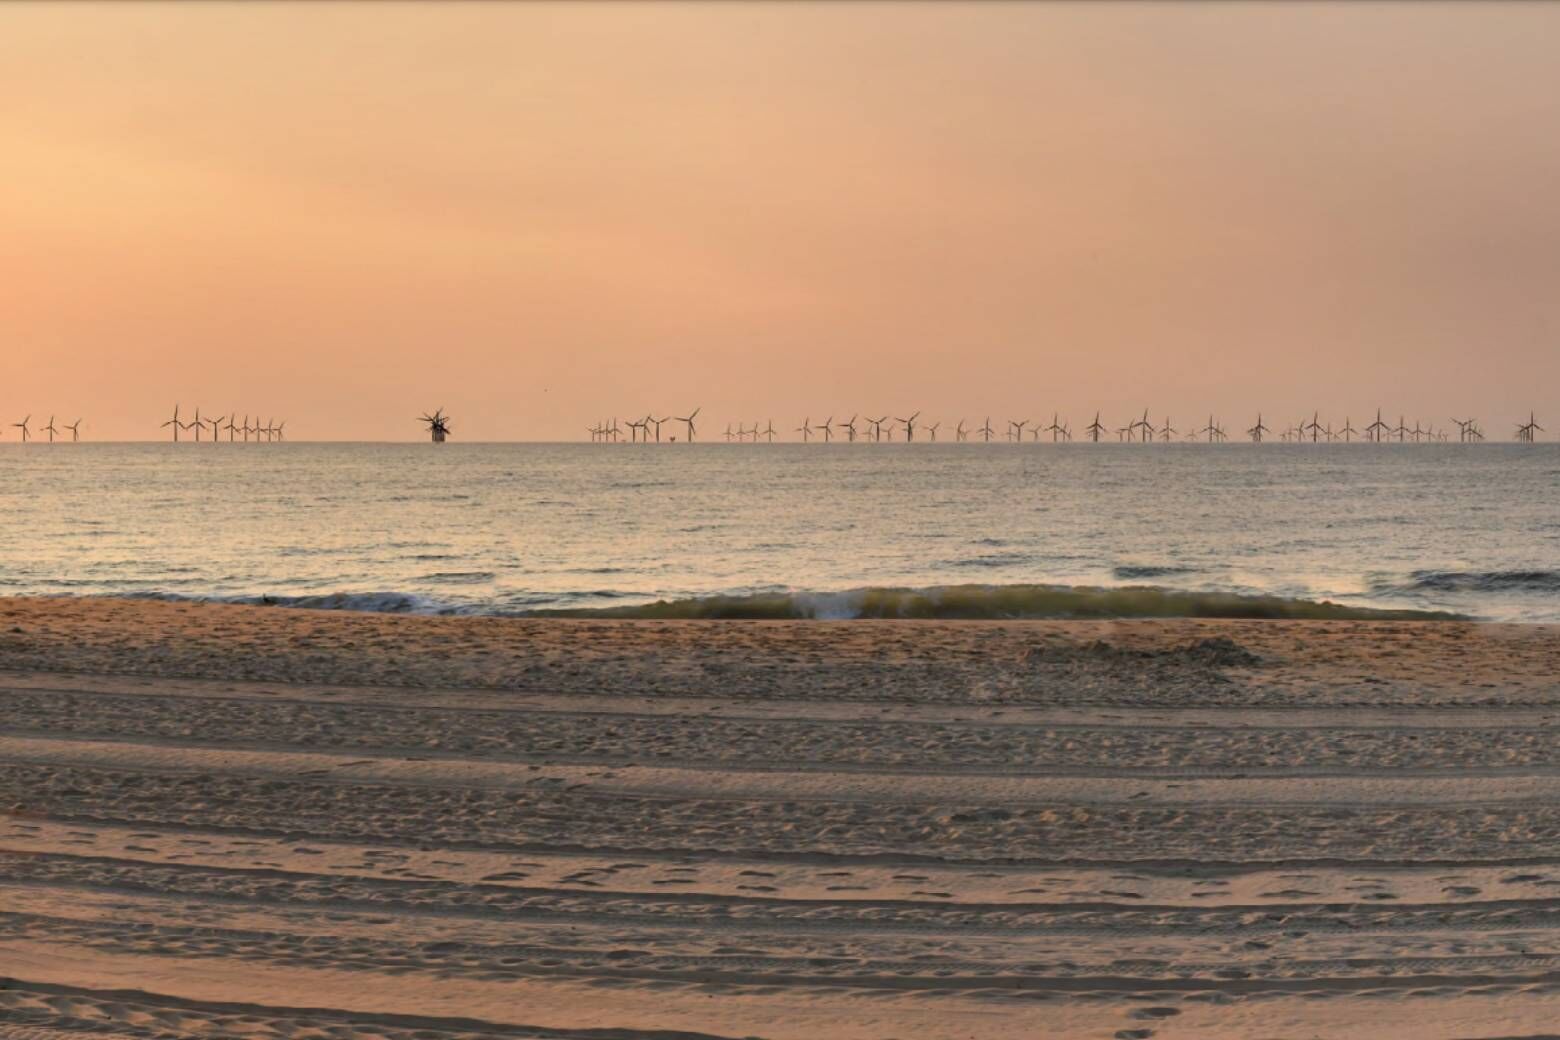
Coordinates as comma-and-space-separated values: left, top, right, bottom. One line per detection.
3, 442, 1558, 621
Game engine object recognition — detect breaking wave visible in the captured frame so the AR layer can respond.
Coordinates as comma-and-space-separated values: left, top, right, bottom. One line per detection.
100, 583, 1462, 620
527, 584, 1460, 621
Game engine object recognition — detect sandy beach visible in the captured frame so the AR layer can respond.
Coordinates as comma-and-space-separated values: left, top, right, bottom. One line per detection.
3, 597, 1559, 1039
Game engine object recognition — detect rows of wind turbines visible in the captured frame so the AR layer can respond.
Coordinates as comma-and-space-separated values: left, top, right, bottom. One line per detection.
581, 408, 1546, 444
3, 406, 288, 444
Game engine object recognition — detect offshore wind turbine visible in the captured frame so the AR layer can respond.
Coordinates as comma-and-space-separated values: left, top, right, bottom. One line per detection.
1304, 411, 1324, 443
898, 411, 921, 442
162, 404, 182, 442
187, 407, 204, 442
1393, 415, 1410, 443
65, 419, 82, 442
1086, 412, 1105, 443
41, 416, 59, 443
675, 407, 700, 442
1365, 408, 1389, 443
1046, 413, 1064, 442
12, 416, 30, 442
763, 420, 776, 443
1131, 409, 1154, 442
1158, 416, 1175, 443
818, 416, 835, 443
842, 415, 858, 443
979, 417, 995, 443
1517, 412, 1543, 442
796, 417, 813, 442
1008, 419, 1027, 443
1247, 413, 1269, 443
1199, 415, 1219, 443
956, 419, 968, 442
926, 421, 941, 442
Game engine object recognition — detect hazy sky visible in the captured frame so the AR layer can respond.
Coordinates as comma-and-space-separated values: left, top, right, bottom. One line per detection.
4, 2, 1559, 440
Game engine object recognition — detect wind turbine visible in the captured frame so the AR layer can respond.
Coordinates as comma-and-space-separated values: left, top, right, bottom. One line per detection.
979, 417, 995, 443
162, 404, 182, 442
65, 419, 83, 442
1394, 415, 1410, 443
42, 416, 59, 443
1304, 411, 1324, 443
1131, 409, 1154, 442
796, 417, 813, 442
1008, 419, 1027, 443
926, 421, 941, 442
818, 416, 835, 443
1158, 416, 1176, 443
418, 409, 450, 443
867, 416, 888, 442
1086, 412, 1105, 443
1517, 412, 1543, 442
898, 411, 920, 442
1247, 413, 1268, 443
1338, 417, 1356, 442
1365, 408, 1389, 443
763, 420, 776, 443
675, 407, 700, 442
12, 416, 30, 442
842, 415, 858, 443
1199, 415, 1219, 443
186, 407, 204, 442
204, 414, 225, 442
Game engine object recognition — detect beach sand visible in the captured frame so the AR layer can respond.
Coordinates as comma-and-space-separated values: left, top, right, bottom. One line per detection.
2, 596, 1558, 1038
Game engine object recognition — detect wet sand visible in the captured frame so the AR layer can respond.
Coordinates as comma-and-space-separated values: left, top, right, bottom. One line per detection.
2, 597, 1558, 1038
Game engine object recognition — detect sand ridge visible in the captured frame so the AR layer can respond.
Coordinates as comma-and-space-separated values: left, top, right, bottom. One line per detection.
2, 597, 1559, 1038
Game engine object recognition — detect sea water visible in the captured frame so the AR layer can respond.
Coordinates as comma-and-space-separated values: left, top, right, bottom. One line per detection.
2, 442, 1558, 621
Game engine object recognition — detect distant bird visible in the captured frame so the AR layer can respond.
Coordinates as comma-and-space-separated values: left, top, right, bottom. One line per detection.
898, 411, 921, 442
65, 419, 83, 442
675, 407, 700, 442
42, 416, 59, 443
1085, 412, 1105, 443
12, 415, 30, 442
419, 408, 451, 443
162, 404, 183, 442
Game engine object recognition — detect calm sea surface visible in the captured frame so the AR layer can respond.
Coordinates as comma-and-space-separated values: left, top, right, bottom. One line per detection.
3, 443, 1559, 621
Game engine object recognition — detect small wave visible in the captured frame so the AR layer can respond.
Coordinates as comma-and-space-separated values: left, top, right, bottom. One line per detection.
1375, 569, 1560, 595
1113, 564, 1201, 580
417, 571, 497, 585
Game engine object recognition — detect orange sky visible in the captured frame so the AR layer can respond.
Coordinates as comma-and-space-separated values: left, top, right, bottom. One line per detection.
3, 2, 1558, 441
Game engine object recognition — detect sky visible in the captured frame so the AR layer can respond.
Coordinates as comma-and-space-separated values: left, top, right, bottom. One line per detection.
3, 1, 1559, 441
